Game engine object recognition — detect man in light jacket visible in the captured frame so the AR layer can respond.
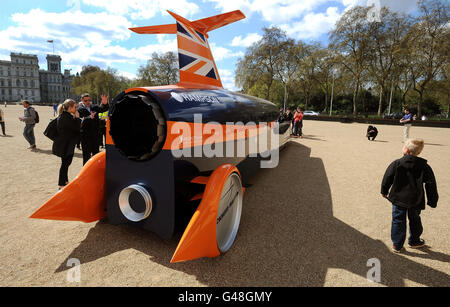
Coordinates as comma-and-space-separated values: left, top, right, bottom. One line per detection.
19, 100, 37, 149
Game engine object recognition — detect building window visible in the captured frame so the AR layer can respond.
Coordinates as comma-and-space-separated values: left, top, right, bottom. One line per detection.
17, 79, 21, 87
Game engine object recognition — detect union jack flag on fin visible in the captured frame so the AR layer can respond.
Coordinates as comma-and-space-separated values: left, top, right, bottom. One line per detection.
129, 10, 246, 89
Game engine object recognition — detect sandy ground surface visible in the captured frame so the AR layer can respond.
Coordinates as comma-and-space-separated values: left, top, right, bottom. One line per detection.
0, 104, 449, 287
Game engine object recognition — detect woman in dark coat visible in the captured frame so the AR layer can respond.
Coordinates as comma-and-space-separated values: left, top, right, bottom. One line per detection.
52, 99, 81, 189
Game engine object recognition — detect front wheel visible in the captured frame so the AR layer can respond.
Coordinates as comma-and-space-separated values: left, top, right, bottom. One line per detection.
216, 172, 243, 253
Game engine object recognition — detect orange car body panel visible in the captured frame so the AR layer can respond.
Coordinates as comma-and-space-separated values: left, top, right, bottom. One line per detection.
30, 152, 107, 223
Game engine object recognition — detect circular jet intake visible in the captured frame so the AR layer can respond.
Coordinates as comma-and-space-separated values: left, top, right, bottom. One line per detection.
109, 93, 167, 161
118, 184, 153, 222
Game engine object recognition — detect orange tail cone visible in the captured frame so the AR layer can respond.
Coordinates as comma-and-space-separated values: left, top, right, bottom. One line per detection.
171, 164, 239, 263
30, 152, 107, 223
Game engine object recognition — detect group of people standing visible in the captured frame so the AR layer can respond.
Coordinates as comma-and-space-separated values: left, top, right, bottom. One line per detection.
53, 93, 109, 189
15, 94, 109, 189
278, 106, 305, 138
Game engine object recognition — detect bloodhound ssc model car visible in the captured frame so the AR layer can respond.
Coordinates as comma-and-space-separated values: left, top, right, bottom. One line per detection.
31, 10, 291, 263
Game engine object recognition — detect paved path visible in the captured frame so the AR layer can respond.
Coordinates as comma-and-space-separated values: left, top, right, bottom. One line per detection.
0, 105, 449, 286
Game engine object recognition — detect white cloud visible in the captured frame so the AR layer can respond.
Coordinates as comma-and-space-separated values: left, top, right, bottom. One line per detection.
280, 7, 341, 40
208, 0, 330, 23
208, 0, 419, 41
117, 70, 138, 80
210, 43, 244, 61
0, 8, 178, 75
219, 68, 238, 91
231, 33, 262, 47
341, 0, 419, 13
80, 0, 200, 20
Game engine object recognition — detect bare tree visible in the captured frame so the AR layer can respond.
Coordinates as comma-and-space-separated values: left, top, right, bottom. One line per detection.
367, 8, 411, 115
408, 0, 449, 117
331, 6, 371, 115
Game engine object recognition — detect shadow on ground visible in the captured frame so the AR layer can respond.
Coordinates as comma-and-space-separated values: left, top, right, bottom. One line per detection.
33, 148, 83, 159
55, 142, 450, 286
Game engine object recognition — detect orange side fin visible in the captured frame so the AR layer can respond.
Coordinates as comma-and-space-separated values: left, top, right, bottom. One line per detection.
190, 176, 210, 185
171, 164, 240, 263
30, 152, 107, 223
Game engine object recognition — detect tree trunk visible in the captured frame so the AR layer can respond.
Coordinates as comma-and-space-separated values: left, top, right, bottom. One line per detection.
388, 83, 394, 115
353, 80, 360, 116
377, 86, 384, 116
417, 91, 423, 118
402, 90, 408, 109
266, 78, 273, 101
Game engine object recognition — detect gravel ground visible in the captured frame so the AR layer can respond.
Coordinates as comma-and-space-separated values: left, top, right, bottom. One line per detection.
0, 105, 448, 287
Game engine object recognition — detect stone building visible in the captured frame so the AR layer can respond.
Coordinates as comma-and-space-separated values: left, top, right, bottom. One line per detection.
62, 69, 76, 101
39, 55, 66, 104
0, 52, 75, 104
0, 53, 41, 102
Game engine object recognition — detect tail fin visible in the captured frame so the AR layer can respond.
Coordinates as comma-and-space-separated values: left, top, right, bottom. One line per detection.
129, 10, 246, 88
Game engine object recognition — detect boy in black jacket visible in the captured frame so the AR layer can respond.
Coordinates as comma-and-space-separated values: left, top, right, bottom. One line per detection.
381, 139, 438, 252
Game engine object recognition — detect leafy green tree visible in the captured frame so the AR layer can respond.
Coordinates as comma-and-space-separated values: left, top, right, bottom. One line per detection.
137, 52, 179, 86
236, 27, 287, 101
71, 66, 127, 103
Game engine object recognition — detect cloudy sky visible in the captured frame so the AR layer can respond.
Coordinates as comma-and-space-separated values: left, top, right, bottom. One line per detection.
0, 0, 418, 90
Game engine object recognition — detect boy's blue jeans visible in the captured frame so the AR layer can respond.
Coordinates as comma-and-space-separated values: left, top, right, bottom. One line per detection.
391, 205, 423, 248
